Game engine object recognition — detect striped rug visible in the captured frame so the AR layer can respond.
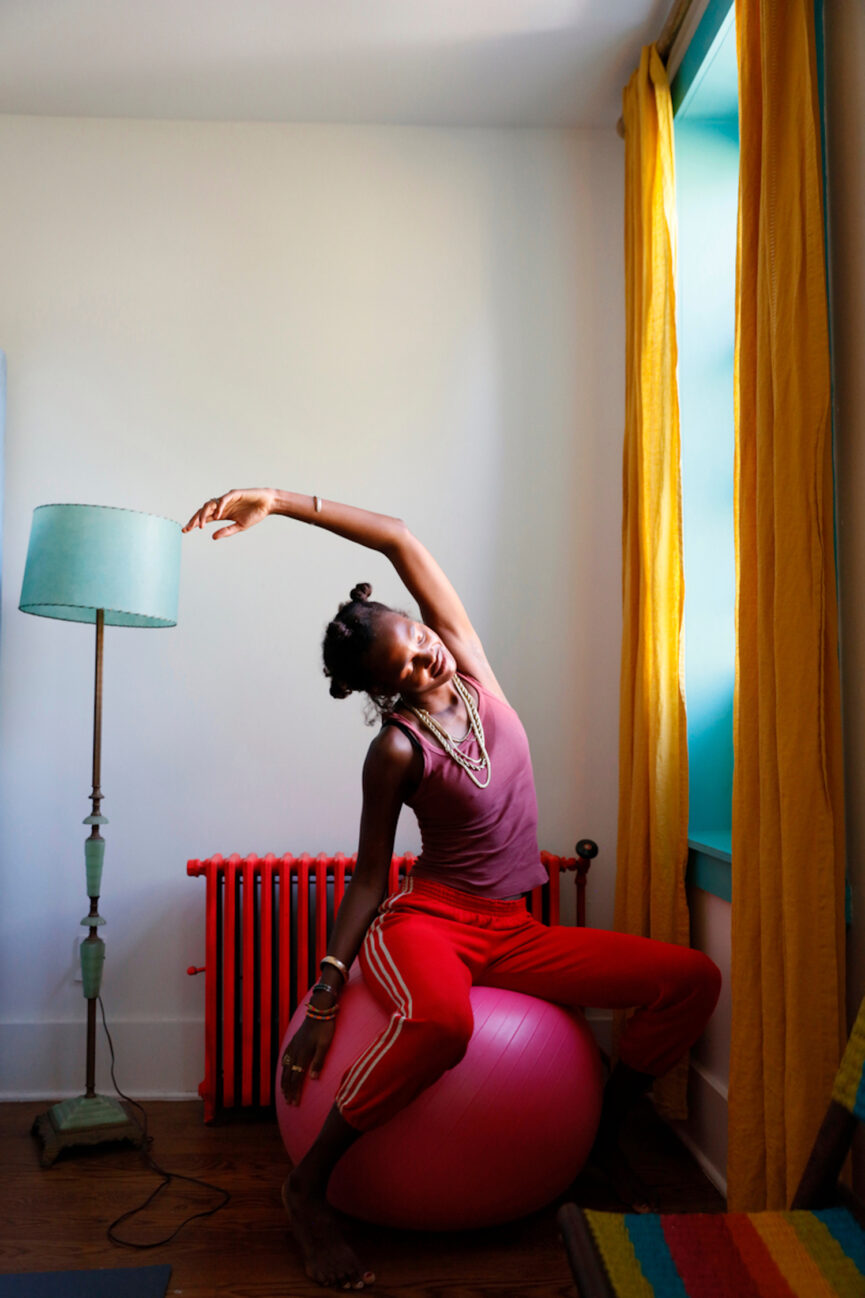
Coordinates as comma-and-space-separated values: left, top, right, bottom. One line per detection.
585, 1206, 865, 1296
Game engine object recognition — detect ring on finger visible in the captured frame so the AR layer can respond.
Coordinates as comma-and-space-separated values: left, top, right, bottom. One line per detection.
291, 1064, 303, 1074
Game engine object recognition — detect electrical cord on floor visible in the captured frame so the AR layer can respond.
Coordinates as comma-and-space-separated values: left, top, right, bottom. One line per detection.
98, 996, 231, 1248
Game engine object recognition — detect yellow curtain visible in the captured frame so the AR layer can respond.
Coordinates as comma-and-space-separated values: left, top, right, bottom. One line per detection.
729, 0, 846, 1210
616, 45, 690, 1122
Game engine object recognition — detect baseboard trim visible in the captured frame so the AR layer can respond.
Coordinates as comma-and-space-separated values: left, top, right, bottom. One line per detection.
672, 1058, 728, 1198
674, 1123, 727, 1199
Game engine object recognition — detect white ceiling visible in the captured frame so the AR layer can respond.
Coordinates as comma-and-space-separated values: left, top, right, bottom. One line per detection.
0, 0, 674, 129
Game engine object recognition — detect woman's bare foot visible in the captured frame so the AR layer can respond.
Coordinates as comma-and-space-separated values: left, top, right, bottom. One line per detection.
282, 1175, 376, 1290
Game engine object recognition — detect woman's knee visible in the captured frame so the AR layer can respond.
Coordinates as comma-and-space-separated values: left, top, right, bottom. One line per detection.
420, 1003, 474, 1066
680, 948, 722, 1018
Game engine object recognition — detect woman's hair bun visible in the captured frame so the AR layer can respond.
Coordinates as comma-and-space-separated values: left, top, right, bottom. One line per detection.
328, 678, 353, 700
350, 582, 372, 603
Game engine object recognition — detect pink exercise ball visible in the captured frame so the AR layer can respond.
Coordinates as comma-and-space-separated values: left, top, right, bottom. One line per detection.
275, 975, 603, 1230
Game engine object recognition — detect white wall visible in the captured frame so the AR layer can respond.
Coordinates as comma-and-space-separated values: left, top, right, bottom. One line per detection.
0, 116, 624, 1096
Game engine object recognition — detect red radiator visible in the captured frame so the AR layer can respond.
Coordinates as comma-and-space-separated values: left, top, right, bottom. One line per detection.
187, 846, 595, 1122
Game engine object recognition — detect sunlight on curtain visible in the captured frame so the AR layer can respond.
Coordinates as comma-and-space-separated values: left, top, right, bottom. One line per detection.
728, 0, 846, 1211
616, 44, 690, 1121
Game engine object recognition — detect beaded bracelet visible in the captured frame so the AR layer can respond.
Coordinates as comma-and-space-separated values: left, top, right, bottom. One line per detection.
306, 1001, 339, 1022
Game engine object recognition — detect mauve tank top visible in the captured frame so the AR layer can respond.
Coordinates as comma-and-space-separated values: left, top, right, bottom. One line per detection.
384, 673, 547, 898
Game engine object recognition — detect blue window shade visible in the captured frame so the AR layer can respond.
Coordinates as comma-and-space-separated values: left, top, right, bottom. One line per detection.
672, 1, 737, 896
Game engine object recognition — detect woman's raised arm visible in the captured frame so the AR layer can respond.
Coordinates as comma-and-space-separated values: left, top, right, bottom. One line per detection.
184, 488, 501, 692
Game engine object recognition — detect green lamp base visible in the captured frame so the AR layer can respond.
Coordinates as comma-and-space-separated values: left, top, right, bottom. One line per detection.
32, 1095, 145, 1168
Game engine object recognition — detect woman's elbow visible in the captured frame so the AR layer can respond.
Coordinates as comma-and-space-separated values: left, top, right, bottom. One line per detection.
382, 517, 411, 558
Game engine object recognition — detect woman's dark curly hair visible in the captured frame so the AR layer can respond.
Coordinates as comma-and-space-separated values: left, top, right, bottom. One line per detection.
322, 583, 402, 721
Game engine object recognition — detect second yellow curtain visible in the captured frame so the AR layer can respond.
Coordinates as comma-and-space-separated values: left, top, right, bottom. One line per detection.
729, 0, 846, 1210
616, 45, 690, 1121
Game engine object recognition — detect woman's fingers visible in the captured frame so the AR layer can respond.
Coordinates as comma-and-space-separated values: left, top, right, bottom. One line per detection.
280, 1015, 336, 1103
181, 506, 203, 532
212, 522, 241, 541
281, 1057, 304, 1104
288, 1059, 307, 1105
183, 495, 225, 532
281, 1040, 311, 1105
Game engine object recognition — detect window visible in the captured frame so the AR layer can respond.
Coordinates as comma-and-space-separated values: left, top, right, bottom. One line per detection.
672, 0, 738, 898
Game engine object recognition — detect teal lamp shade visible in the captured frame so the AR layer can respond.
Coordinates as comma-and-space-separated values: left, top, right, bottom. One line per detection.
19, 504, 180, 626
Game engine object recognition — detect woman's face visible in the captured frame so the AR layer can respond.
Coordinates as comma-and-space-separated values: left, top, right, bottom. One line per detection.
366, 612, 456, 703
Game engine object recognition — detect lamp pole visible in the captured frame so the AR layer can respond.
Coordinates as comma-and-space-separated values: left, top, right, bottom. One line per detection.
83, 608, 106, 1099
32, 611, 145, 1165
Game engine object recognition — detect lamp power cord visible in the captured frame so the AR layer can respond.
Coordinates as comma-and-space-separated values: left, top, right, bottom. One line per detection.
98, 996, 231, 1249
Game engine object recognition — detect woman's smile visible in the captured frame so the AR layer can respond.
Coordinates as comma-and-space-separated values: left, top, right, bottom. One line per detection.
429, 641, 451, 679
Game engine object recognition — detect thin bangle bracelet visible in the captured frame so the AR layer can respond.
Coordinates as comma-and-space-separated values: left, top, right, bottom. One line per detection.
321, 955, 348, 982
313, 495, 322, 514
311, 980, 338, 998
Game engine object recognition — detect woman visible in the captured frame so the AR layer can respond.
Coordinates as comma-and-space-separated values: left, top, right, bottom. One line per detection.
184, 487, 721, 1292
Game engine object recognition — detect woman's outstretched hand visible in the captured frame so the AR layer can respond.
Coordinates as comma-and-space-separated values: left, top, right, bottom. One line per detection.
183, 488, 277, 540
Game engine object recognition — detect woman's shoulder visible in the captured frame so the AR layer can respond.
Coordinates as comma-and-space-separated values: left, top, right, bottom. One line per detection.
379, 712, 424, 751
370, 718, 418, 759
364, 720, 423, 796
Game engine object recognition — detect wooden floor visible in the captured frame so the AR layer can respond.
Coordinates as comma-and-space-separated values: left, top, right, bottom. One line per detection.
0, 1099, 723, 1296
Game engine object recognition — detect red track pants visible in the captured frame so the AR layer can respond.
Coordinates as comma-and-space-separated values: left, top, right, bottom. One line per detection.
335, 877, 721, 1131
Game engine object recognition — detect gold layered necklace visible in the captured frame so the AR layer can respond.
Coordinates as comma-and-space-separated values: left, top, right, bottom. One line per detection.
408, 675, 492, 789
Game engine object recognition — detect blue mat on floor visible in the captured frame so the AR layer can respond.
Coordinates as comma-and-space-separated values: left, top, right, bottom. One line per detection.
0, 1266, 171, 1297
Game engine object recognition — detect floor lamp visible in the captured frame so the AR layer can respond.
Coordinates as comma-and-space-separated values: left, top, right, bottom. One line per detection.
20, 503, 181, 1166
